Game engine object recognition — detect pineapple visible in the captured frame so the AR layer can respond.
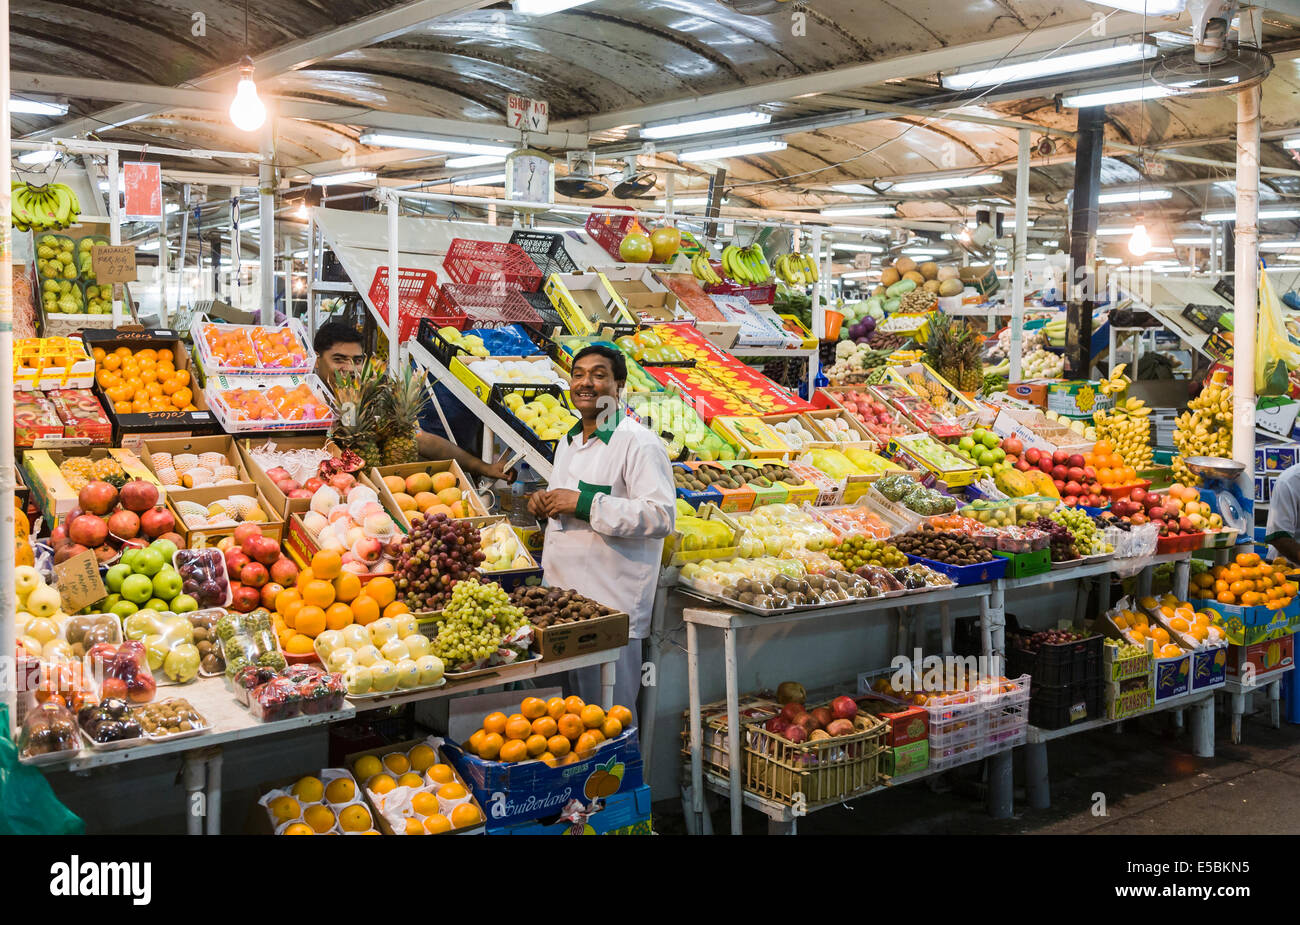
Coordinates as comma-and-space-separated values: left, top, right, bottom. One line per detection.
925, 314, 983, 395
380, 367, 431, 466
330, 360, 386, 468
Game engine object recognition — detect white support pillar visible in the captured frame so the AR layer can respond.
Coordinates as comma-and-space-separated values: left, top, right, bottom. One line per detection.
386, 192, 399, 372
0, 0, 16, 737
259, 119, 275, 324
1233, 85, 1260, 469
108, 149, 122, 325
1010, 128, 1030, 383
810, 226, 824, 339
157, 220, 169, 327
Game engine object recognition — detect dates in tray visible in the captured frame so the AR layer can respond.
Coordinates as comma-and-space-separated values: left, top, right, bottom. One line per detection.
78, 697, 144, 745
176, 548, 231, 609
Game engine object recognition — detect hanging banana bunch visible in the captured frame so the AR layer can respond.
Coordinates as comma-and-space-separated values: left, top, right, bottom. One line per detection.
1098, 363, 1130, 397
775, 252, 819, 286
689, 251, 722, 285
12, 181, 81, 232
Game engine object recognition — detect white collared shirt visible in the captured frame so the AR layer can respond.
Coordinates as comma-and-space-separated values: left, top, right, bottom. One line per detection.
541, 414, 676, 638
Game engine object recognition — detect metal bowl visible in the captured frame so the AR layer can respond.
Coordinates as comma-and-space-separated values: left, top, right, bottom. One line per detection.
1184, 456, 1246, 480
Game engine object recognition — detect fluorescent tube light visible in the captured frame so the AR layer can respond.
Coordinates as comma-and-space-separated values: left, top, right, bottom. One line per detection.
359, 133, 514, 157
642, 111, 771, 140
831, 243, 884, 253
830, 183, 877, 195
1098, 189, 1172, 204
655, 197, 710, 207
942, 41, 1154, 90
1027, 253, 1048, 260
1172, 236, 1212, 245
891, 173, 1001, 193
292, 250, 309, 259
534, 224, 588, 233
17, 150, 55, 165
1283, 138, 1300, 151
137, 241, 160, 251
513, 0, 595, 14
901, 247, 950, 256
820, 204, 896, 217
841, 271, 870, 279
1202, 208, 1300, 221
1260, 240, 1300, 250
1086, 0, 1184, 13
311, 170, 376, 186
678, 139, 787, 161
11, 98, 69, 116
1063, 84, 1174, 108
458, 173, 507, 185
1098, 226, 1136, 236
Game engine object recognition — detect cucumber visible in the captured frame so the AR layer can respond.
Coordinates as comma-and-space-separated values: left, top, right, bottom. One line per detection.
886, 279, 917, 298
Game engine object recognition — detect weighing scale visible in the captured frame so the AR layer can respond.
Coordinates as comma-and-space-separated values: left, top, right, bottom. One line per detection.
1185, 455, 1253, 537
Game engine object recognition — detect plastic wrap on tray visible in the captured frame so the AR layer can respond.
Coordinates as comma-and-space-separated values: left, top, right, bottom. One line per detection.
997, 526, 1050, 553
970, 527, 1003, 550
216, 609, 286, 677
926, 514, 985, 536
230, 664, 279, 705
19, 699, 80, 760
892, 563, 954, 589
78, 697, 144, 745
250, 677, 303, 722
853, 564, 905, 594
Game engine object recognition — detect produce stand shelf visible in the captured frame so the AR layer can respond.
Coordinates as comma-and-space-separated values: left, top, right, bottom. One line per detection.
1221, 666, 1293, 745
1026, 688, 1213, 745
999, 551, 1192, 591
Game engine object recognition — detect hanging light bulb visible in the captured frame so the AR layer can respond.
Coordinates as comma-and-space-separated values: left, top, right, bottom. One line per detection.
229, 57, 265, 132
1128, 221, 1151, 257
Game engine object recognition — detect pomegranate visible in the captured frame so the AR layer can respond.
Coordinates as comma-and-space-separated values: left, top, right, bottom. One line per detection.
809, 706, 834, 730
93, 545, 118, 565
265, 467, 291, 482
830, 695, 858, 721
791, 711, 818, 735
78, 481, 118, 516
140, 507, 175, 539
118, 480, 159, 513
779, 701, 803, 723
783, 724, 808, 744
106, 509, 140, 540
826, 718, 855, 737
69, 514, 108, 548
54, 543, 88, 564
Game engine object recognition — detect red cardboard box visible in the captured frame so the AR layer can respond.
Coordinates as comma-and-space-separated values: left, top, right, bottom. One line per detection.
1225, 634, 1294, 680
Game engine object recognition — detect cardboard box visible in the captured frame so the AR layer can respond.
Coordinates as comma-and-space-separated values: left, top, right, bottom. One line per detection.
140, 434, 253, 494
859, 697, 929, 748
14, 336, 95, 391
1225, 634, 1295, 680
165, 482, 285, 546
1264, 444, 1300, 472
80, 328, 219, 444
342, 737, 486, 836
544, 272, 635, 335
283, 475, 393, 575
1046, 380, 1116, 419
652, 271, 727, 322
1153, 652, 1191, 701
1189, 645, 1228, 691
603, 269, 693, 325
237, 435, 339, 520
532, 610, 629, 661
487, 784, 651, 835
444, 689, 644, 828
1006, 382, 1049, 407
882, 739, 929, 778
22, 447, 162, 524
370, 459, 489, 528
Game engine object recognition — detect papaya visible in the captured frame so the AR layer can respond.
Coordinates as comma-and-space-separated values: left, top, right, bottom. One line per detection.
1023, 468, 1060, 499
994, 468, 1034, 498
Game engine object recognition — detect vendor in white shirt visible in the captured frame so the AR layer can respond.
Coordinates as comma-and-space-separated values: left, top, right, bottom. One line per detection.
528, 345, 676, 720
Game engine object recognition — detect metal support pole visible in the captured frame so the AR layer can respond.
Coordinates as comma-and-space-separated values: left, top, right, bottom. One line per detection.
638, 583, 669, 773
1025, 741, 1051, 809
175, 184, 190, 312
987, 751, 1014, 819
157, 219, 169, 327
724, 627, 742, 835
1066, 106, 1104, 377
307, 213, 317, 335
1233, 86, 1260, 469
204, 749, 222, 835
259, 119, 275, 324
686, 620, 703, 827
108, 149, 121, 325
1009, 128, 1029, 382
386, 192, 399, 373
0, 4, 16, 737
810, 226, 824, 339
182, 754, 205, 836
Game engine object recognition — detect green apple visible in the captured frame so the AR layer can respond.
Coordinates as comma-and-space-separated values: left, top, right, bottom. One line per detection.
133, 548, 165, 577
170, 593, 198, 613
151, 567, 182, 601
145, 598, 169, 612
105, 563, 132, 594
103, 593, 122, 611
981, 430, 1000, 449
958, 436, 976, 453
148, 538, 179, 563
111, 599, 139, 619
120, 548, 139, 569
121, 573, 154, 604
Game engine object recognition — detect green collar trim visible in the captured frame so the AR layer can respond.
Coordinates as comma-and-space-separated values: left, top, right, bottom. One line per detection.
568, 415, 617, 445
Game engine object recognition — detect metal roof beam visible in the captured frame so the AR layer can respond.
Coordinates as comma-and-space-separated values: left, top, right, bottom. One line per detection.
14, 72, 588, 149
25, 0, 501, 141
552, 11, 1179, 135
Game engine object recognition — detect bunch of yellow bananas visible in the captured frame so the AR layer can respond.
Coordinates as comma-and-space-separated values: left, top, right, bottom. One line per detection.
1171, 370, 1232, 486
774, 252, 819, 286
12, 181, 81, 232
720, 244, 771, 285
1093, 394, 1153, 469
689, 252, 721, 285
1098, 363, 1130, 397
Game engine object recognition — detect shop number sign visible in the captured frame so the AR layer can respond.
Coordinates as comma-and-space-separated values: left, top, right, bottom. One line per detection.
508, 95, 549, 133
123, 162, 163, 221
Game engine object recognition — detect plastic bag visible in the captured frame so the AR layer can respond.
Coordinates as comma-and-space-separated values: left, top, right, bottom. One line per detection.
1, 704, 85, 834
1256, 265, 1300, 396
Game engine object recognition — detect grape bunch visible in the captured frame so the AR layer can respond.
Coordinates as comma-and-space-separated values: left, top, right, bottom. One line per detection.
1048, 508, 1111, 556
430, 579, 528, 668
1029, 517, 1079, 562
828, 536, 907, 570
395, 513, 486, 611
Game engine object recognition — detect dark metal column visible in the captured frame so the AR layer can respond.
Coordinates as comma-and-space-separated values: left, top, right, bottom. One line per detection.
1066, 105, 1105, 377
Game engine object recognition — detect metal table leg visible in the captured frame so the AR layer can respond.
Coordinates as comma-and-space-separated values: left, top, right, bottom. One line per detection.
1270, 680, 1282, 729
204, 749, 222, 835
686, 622, 704, 831
599, 659, 615, 710
182, 753, 205, 836
724, 626, 743, 836
1191, 694, 1215, 757
1173, 558, 1191, 601
1025, 741, 1051, 809
1231, 690, 1246, 744
987, 750, 1014, 819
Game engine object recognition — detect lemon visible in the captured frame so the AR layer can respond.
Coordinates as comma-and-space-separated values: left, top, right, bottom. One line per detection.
325, 777, 356, 805
268, 795, 300, 824
291, 775, 324, 803
338, 803, 372, 832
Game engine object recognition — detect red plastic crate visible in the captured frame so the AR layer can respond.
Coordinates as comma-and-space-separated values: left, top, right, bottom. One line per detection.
1101, 479, 1151, 501
443, 239, 543, 291
369, 267, 465, 339
586, 208, 647, 259
1156, 532, 1204, 554
433, 284, 543, 329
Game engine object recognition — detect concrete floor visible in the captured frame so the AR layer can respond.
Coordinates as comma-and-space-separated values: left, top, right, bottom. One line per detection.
657, 698, 1300, 835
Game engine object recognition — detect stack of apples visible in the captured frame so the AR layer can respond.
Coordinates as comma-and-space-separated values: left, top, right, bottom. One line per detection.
1109, 487, 1218, 538
219, 524, 300, 613
1016, 447, 1106, 507
301, 475, 399, 577
52, 479, 180, 566
833, 389, 913, 443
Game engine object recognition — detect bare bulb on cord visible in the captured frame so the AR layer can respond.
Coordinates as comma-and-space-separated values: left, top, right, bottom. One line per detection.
1128, 223, 1151, 257
229, 58, 266, 132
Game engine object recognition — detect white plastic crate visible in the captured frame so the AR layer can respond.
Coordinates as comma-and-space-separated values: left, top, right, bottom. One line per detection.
982, 674, 1030, 752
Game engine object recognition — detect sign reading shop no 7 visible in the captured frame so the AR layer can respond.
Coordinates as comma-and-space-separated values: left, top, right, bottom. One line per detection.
508, 95, 549, 134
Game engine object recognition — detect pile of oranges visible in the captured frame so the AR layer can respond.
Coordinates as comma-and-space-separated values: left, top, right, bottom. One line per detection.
1192, 551, 1298, 609
273, 549, 406, 653
1112, 605, 1186, 658
353, 744, 484, 834
92, 346, 196, 415
1084, 440, 1139, 489
465, 695, 633, 766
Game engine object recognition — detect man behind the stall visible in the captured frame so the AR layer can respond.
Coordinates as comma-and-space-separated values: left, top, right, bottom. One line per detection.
529, 345, 676, 720
312, 320, 510, 481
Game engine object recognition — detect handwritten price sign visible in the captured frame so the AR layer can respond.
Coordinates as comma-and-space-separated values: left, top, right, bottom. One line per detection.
507, 95, 549, 133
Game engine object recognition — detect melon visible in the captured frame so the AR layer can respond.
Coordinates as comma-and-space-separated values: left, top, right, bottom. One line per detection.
920, 261, 939, 280
880, 267, 901, 287
903, 270, 925, 285
922, 279, 942, 294
894, 256, 917, 274
939, 278, 964, 297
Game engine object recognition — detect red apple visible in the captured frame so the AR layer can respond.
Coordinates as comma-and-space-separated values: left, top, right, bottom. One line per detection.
1083, 466, 1097, 480
1147, 506, 1166, 521
270, 557, 299, 586
233, 523, 262, 548
260, 582, 285, 609
225, 549, 251, 575
1067, 453, 1086, 469
1052, 450, 1069, 466
240, 561, 269, 588
1038, 457, 1054, 474
1051, 465, 1068, 482
250, 535, 282, 567
1067, 466, 1085, 483
1053, 479, 1066, 492
1015, 458, 1032, 472
1179, 516, 1195, 533
1130, 487, 1147, 505
1063, 495, 1078, 507
1130, 513, 1148, 525
1025, 447, 1042, 465
230, 584, 261, 613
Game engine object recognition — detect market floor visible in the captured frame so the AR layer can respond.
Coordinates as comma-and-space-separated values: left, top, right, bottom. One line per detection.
657, 701, 1300, 835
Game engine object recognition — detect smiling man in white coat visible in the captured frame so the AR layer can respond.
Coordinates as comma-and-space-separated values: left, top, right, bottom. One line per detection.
528, 345, 676, 721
